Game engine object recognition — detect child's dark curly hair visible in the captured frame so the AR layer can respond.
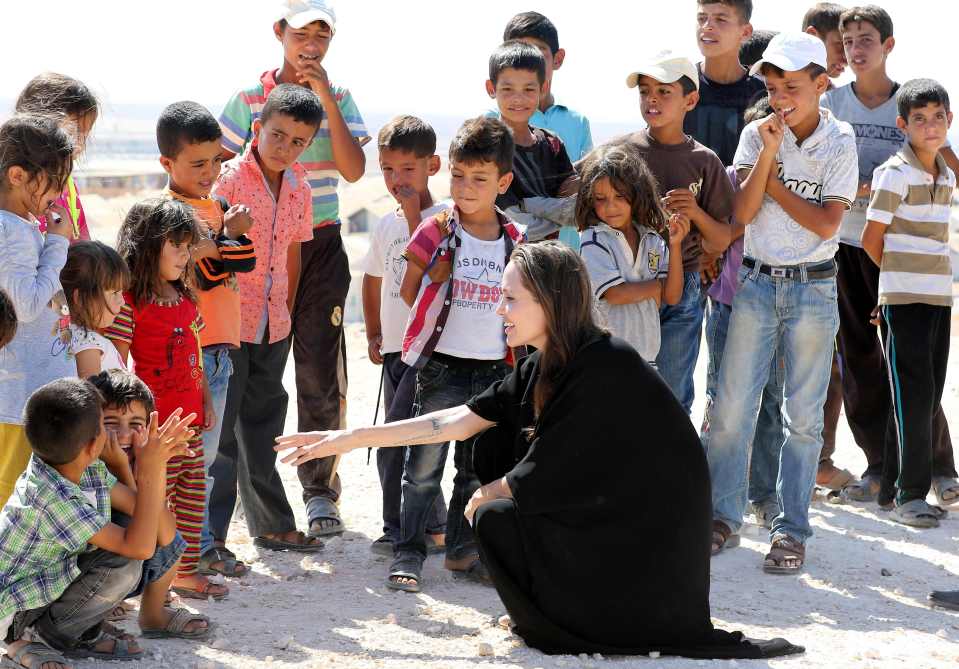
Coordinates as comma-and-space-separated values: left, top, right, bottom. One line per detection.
0, 114, 74, 199
575, 142, 669, 236
0, 289, 16, 350
116, 198, 200, 307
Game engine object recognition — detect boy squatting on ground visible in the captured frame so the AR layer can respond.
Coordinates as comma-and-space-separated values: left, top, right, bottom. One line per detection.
362, 115, 450, 556
0, 378, 198, 669
621, 50, 734, 415
860, 78, 956, 528
704, 32, 858, 574
218, 0, 369, 538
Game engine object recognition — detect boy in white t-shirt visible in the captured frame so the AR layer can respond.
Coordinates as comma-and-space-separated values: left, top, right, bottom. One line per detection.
703, 33, 858, 574
362, 116, 451, 556
386, 117, 524, 593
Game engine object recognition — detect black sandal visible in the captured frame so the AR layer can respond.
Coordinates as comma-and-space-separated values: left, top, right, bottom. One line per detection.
387, 554, 424, 593
198, 546, 249, 577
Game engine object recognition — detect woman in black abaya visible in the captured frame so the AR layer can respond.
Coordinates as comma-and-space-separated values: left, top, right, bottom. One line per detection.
276, 242, 801, 659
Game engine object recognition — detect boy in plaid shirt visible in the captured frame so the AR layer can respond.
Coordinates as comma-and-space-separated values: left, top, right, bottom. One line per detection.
0, 379, 196, 667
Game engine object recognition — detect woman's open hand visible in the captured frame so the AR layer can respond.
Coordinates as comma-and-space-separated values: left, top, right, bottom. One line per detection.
274, 430, 356, 466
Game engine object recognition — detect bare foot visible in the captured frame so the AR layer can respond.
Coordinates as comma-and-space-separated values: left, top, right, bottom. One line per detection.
139, 606, 209, 635
3, 640, 72, 669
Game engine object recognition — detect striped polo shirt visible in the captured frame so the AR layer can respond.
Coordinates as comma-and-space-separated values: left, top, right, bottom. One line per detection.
219, 70, 369, 229
867, 143, 955, 307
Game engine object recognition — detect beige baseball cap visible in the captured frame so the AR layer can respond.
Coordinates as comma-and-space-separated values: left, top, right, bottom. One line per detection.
626, 50, 699, 90
278, 0, 336, 32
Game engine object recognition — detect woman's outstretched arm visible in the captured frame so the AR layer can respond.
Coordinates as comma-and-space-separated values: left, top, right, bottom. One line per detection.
275, 405, 495, 466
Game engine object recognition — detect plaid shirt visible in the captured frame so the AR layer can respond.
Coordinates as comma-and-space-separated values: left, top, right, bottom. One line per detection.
401, 207, 525, 369
0, 456, 115, 620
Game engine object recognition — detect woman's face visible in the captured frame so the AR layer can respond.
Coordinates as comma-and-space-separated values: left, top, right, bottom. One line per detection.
496, 262, 548, 351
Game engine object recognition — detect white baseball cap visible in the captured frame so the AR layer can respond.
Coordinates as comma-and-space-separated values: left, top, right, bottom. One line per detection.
626, 50, 699, 91
749, 32, 827, 77
278, 0, 336, 32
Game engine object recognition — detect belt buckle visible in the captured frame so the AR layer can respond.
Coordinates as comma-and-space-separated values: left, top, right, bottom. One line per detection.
769, 267, 789, 278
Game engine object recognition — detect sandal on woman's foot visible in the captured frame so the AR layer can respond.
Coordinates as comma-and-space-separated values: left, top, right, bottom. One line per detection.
141, 607, 213, 640
387, 554, 423, 593
254, 531, 324, 553
2, 641, 70, 669
62, 629, 143, 662
838, 474, 880, 503
711, 520, 740, 556
171, 575, 229, 601
889, 499, 943, 528
198, 546, 249, 578
306, 497, 344, 537
763, 535, 805, 574
447, 557, 493, 587
932, 477, 959, 507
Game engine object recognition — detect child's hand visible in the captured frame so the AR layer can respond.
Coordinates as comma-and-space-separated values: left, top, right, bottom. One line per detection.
100, 429, 127, 470
367, 333, 383, 365
43, 204, 73, 239
758, 113, 785, 152
869, 304, 881, 327
662, 189, 703, 222
394, 186, 422, 223
223, 204, 253, 239
700, 250, 723, 283
667, 213, 691, 247
203, 402, 216, 432
296, 60, 332, 97
857, 180, 871, 200
135, 408, 197, 472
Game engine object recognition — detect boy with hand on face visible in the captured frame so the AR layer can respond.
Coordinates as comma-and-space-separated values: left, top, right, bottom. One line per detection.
218, 0, 369, 539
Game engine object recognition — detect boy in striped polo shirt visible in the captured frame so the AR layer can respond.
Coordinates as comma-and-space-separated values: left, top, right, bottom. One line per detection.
218, 0, 369, 537
862, 78, 955, 529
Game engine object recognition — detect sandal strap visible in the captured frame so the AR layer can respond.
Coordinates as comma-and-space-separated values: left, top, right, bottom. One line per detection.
12, 642, 68, 664
166, 608, 208, 633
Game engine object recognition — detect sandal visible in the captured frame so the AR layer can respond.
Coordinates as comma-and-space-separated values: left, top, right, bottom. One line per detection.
306, 497, 345, 537
141, 607, 213, 640
711, 520, 740, 556
447, 557, 493, 587
199, 546, 249, 578
816, 463, 854, 491
254, 531, 324, 553
763, 535, 806, 574
889, 499, 944, 528
62, 628, 143, 662
387, 554, 424, 593
1, 641, 70, 669
171, 576, 229, 601
750, 499, 781, 530
932, 476, 959, 507
838, 474, 880, 503
371, 533, 446, 557
928, 590, 959, 611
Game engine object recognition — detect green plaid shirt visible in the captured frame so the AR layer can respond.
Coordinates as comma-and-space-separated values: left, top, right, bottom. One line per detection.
0, 455, 114, 620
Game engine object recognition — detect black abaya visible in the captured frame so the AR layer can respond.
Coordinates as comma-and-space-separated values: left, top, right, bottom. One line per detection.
465, 335, 801, 658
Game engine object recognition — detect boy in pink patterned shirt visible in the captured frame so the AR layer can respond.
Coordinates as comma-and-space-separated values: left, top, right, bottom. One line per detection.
207, 85, 324, 554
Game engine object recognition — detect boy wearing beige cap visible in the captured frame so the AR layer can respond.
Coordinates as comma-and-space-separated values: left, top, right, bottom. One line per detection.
703, 33, 859, 574
621, 51, 733, 415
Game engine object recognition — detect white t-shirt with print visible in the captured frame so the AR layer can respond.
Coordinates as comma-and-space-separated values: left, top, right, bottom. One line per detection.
362, 202, 450, 354
68, 324, 126, 373
734, 109, 859, 266
434, 226, 507, 361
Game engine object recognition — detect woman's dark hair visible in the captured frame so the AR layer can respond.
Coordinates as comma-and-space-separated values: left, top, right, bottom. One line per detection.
0, 288, 16, 350
60, 241, 130, 331
0, 114, 74, 199
509, 242, 607, 417
575, 143, 669, 236
15, 73, 99, 155
116, 198, 201, 307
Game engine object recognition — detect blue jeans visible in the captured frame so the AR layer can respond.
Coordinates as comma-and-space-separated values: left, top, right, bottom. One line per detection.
397, 356, 509, 563
703, 263, 838, 543
200, 346, 233, 555
655, 271, 704, 414
704, 298, 786, 507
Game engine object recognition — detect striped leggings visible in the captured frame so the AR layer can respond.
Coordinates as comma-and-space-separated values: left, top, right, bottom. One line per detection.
167, 432, 205, 577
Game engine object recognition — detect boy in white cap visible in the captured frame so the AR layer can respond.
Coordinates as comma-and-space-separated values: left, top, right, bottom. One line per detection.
703, 32, 858, 573
620, 51, 734, 415
213, 0, 369, 557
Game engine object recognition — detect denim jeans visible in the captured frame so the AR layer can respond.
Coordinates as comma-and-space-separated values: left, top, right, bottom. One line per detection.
703, 298, 786, 507
655, 271, 704, 414
200, 346, 233, 555
397, 355, 509, 563
703, 263, 838, 543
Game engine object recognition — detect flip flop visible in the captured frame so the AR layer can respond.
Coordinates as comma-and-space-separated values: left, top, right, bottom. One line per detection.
371, 534, 446, 556
306, 496, 345, 537
838, 474, 881, 503
2, 642, 69, 669
141, 607, 214, 640
254, 532, 324, 553
198, 546, 249, 577
932, 477, 959, 507
889, 499, 944, 528
387, 554, 423, 593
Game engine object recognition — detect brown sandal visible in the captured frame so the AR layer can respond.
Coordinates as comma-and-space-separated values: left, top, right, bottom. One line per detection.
711, 520, 740, 556
763, 535, 805, 574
